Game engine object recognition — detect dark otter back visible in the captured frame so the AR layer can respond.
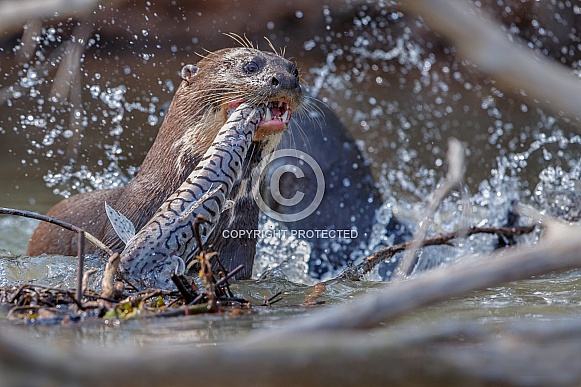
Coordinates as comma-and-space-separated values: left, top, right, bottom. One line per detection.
269, 99, 409, 278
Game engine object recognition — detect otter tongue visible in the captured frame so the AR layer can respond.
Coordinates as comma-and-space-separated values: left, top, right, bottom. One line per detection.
270, 106, 282, 118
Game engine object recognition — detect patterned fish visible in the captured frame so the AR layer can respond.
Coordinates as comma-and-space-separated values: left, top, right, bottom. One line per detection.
107, 103, 266, 289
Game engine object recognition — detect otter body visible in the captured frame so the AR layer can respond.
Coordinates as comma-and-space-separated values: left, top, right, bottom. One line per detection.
27, 46, 303, 281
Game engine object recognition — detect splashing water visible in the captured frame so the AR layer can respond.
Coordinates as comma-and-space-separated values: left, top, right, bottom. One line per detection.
253, 217, 314, 284
290, 2, 581, 279
41, 83, 158, 197
534, 153, 581, 222
5, 27, 163, 199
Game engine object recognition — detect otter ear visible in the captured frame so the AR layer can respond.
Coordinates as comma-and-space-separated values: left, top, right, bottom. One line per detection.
181, 64, 199, 84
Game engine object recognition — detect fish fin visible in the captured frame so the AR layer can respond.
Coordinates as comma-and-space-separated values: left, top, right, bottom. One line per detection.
104, 202, 136, 245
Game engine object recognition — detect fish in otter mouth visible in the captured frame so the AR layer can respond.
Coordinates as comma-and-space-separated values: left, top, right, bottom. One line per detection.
27, 43, 305, 288
114, 102, 266, 289
227, 100, 292, 136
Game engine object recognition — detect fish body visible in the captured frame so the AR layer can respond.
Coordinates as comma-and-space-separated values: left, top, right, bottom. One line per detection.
111, 103, 265, 289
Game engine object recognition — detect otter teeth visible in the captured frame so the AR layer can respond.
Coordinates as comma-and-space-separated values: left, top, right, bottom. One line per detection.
281, 110, 290, 122
264, 101, 291, 123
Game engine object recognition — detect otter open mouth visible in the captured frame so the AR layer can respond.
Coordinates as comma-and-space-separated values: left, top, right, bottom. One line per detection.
264, 101, 291, 124
227, 100, 292, 138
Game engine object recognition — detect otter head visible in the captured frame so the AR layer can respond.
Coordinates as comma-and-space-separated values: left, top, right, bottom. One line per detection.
170, 47, 303, 162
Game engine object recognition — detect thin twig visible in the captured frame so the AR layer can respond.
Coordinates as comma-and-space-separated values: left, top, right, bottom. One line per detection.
187, 293, 205, 306
0, 207, 112, 255
214, 264, 245, 288
81, 269, 97, 296
170, 273, 196, 304
263, 291, 283, 306
393, 138, 466, 280
75, 230, 85, 309
116, 271, 141, 292
64, 290, 85, 311
341, 224, 536, 281
100, 253, 120, 299
133, 290, 163, 305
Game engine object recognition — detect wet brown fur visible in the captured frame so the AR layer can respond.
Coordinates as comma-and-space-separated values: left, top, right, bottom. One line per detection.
27, 45, 303, 278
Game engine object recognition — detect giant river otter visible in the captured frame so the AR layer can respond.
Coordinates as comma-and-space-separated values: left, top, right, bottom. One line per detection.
27, 44, 304, 286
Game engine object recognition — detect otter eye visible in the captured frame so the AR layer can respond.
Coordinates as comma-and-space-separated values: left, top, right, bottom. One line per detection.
292, 67, 299, 77
243, 61, 260, 74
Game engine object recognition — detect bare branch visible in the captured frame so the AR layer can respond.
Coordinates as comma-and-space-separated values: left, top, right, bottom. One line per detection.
400, 0, 581, 120
100, 253, 120, 299
0, 207, 112, 255
341, 224, 535, 280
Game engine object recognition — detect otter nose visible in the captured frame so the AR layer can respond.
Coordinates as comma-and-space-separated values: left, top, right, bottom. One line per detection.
270, 73, 299, 90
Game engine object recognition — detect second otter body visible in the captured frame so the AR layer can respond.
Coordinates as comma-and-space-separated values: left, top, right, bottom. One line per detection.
27, 46, 303, 283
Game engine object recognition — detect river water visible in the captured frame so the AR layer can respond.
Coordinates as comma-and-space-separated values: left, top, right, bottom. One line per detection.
0, 0, 580, 373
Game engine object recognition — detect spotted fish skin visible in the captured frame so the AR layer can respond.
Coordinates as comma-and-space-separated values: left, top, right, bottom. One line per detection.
119, 103, 266, 289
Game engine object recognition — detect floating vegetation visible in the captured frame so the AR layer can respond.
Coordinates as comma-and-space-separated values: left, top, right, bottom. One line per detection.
0, 259, 258, 325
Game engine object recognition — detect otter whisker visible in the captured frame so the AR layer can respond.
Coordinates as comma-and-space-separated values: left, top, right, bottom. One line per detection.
224, 32, 245, 48
302, 96, 327, 126
224, 32, 255, 49
289, 120, 312, 151
284, 124, 299, 153
264, 36, 279, 57
194, 49, 214, 60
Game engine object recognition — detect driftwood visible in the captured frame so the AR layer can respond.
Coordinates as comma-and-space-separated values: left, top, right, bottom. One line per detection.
1, 320, 581, 387
0, 137, 576, 386
256, 209, 575, 334
0, 136, 564, 385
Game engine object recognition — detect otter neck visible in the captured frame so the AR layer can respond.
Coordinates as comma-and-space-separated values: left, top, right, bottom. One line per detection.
137, 93, 215, 188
